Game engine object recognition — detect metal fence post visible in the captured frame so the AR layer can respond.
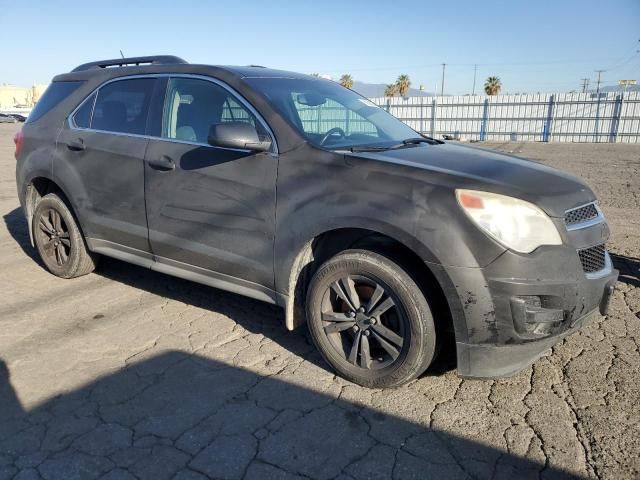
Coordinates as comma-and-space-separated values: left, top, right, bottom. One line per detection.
543, 94, 555, 142
594, 93, 602, 143
480, 98, 489, 141
430, 98, 437, 138
345, 109, 351, 136
609, 93, 623, 143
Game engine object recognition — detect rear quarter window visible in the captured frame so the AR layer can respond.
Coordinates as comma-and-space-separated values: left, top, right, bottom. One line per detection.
26, 81, 83, 124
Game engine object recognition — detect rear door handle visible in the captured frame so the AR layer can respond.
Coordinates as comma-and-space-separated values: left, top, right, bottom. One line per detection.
147, 155, 176, 171
66, 138, 85, 151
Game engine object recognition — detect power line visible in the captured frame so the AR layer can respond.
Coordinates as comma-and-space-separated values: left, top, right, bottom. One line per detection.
605, 39, 640, 71
606, 52, 640, 71
318, 56, 633, 74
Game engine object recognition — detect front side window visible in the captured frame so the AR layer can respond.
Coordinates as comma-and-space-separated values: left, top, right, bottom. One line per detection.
92, 78, 155, 135
245, 78, 419, 149
162, 77, 260, 144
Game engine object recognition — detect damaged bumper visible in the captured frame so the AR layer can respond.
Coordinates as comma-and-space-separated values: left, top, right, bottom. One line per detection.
441, 243, 618, 378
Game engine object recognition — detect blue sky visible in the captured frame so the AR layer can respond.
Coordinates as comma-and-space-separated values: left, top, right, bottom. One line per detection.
3, 0, 639, 94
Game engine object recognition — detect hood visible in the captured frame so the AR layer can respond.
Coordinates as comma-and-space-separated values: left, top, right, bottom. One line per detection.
348, 143, 595, 217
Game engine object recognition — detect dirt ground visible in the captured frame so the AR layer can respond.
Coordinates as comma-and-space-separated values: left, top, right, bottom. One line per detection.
1, 123, 638, 480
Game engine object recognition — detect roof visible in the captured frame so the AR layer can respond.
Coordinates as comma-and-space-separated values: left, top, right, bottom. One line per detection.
217, 66, 314, 80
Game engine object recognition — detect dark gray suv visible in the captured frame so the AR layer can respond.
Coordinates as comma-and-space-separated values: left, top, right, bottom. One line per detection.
15, 56, 618, 387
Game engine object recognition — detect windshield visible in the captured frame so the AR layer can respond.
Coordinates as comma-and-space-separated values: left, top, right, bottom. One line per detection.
245, 77, 421, 150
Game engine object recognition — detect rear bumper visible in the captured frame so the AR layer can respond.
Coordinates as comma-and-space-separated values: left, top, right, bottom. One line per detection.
439, 245, 618, 378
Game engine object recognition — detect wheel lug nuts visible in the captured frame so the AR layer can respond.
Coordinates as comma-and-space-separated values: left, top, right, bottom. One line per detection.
353, 325, 359, 332
364, 330, 370, 337
358, 307, 365, 313
347, 311, 355, 318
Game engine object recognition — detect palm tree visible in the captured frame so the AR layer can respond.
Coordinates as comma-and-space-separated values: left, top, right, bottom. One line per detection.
396, 74, 411, 97
384, 84, 399, 97
484, 76, 502, 96
339, 74, 354, 89
310, 73, 320, 78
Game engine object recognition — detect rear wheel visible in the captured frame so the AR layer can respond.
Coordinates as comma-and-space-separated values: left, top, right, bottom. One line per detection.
33, 193, 98, 278
306, 250, 436, 388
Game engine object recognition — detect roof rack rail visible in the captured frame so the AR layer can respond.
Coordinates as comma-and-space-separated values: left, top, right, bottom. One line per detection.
71, 55, 187, 72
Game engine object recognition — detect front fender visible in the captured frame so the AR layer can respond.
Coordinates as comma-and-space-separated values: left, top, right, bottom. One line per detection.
273, 146, 504, 294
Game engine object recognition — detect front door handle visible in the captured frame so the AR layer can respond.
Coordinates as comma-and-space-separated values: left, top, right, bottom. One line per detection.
147, 155, 176, 171
66, 138, 85, 151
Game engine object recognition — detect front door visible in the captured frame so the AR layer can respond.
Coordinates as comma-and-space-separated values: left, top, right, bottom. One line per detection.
144, 76, 278, 289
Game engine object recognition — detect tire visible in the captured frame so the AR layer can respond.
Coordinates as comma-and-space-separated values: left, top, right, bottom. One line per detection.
32, 193, 98, 279
306, 249, 436, 388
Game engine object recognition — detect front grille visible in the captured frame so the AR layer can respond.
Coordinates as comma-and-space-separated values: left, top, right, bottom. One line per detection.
565, 203, 598, 226
577, 244, 606, 273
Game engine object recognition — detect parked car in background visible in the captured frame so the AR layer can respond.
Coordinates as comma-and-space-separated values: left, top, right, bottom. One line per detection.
0, 113, 18, 123
9, 114, 27, 122
14, 56, 618, 387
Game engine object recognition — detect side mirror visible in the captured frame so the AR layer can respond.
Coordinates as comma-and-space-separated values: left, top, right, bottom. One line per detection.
207, 122, 272, 152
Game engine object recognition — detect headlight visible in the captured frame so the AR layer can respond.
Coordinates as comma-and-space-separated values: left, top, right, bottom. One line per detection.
455, 189, 562, 253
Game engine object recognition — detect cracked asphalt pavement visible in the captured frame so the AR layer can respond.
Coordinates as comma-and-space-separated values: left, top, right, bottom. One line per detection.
1, 123, 639, 479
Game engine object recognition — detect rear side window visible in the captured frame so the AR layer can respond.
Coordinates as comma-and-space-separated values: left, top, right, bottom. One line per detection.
72, 93, 96, 129
92, 78, 155, 135
26, 81, 83, 124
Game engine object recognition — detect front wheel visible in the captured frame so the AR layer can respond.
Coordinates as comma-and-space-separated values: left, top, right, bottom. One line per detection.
306, 250, 436, 388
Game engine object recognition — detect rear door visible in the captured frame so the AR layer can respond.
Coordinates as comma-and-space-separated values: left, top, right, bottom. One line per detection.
56, 77, 156, 253
144, 76, 278, 289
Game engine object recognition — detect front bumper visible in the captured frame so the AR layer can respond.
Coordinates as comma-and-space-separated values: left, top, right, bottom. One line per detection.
457, 290, 614, 378
439, 244, 618, 379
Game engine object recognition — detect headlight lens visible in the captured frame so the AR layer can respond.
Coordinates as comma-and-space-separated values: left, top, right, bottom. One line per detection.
456, 189, 562, 253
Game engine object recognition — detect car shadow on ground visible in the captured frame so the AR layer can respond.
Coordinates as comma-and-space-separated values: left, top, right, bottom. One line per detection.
0, 354, 575, 480
3, 207, 458, 379
611, 253, 640, 288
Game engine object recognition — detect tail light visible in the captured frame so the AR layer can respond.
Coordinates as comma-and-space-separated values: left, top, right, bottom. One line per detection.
14, 130, 24, 159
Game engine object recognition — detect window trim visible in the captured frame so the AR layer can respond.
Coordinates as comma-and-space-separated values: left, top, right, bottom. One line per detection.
67, 74, 278, 155
70, 91, 97, 129
69, 77, 155, 135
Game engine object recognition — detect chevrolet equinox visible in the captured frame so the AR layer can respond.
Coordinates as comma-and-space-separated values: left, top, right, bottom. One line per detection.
14, 56, 618, 387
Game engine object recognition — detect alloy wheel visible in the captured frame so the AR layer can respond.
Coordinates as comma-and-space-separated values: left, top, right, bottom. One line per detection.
36, 208, 71, 266
320, 275, 407, 370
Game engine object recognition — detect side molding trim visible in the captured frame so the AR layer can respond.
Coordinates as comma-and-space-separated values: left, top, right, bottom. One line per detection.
86, 238, 287, 307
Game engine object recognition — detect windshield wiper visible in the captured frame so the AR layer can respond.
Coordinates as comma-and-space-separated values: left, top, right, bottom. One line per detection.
348, 145, 394, 152
401, 136, 444, 146
346, 136, 444, 152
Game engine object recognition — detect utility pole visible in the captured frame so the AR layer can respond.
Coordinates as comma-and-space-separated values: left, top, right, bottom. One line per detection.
440, 63, 446, 96
595, 70, 605, 94
580, 78, 589, 93
472, 64, 478, 95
